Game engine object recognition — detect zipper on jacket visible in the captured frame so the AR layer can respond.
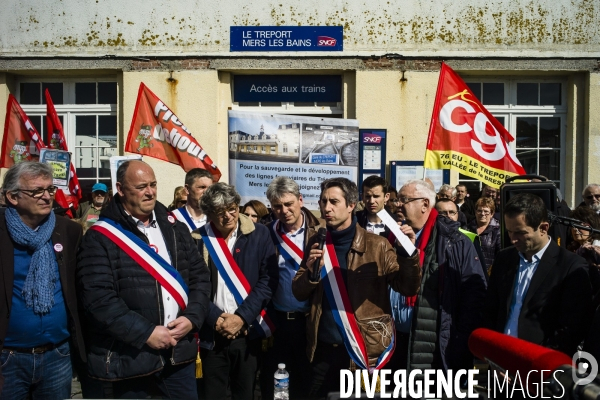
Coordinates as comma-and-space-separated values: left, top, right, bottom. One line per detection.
106, 338, 115, 375
170, 347, 176, 365
156, 280, 163, 324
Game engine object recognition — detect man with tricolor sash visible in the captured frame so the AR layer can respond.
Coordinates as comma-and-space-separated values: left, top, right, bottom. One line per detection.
389, 180, 486, 375
292, 177, 422, 398
193, 182, 277, 400
259, 176, 325, 400
172, 168, 214, 232
77, 160, 211, 399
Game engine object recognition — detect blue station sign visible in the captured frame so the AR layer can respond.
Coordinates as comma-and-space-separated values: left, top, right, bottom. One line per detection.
230, 26, 343, 52
233, 75, 342, 103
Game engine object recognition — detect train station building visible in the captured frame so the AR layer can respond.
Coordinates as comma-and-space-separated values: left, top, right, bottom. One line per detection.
0, 0, 599, 207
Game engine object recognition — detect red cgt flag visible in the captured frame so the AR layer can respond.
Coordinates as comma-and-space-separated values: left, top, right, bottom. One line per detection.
424, 63, 526, 188
45, 89, 82, 209
126, 83, 221, 181
0, 95, 46, 168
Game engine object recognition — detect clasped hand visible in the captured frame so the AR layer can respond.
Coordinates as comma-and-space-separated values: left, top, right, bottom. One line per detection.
146, 316, 193, 350
216, 313, 247, 339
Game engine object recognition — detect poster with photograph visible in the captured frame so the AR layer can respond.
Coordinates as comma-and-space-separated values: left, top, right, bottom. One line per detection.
39, 149, 71, 188
110, 155, 143, 193
228, 110, 359, 209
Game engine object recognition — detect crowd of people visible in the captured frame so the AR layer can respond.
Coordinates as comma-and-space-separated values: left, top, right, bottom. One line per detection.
1, 160, 600, 399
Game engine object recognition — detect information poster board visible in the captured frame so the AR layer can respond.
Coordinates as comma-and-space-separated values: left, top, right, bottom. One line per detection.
110, 155, 143, 194
390, 161, 450, 193
358, 129, 386, 193
39, 149, 71, 188
228, 110, 359, 209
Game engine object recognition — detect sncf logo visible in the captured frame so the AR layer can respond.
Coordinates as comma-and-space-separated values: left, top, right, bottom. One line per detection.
317, 36, 337, 47
363, 135, 382, 143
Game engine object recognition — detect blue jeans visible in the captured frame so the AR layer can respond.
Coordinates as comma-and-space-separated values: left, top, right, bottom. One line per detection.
0, 341, 72, 400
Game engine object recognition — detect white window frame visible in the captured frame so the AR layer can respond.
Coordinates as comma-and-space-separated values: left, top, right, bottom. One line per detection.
15, 77, 118, 187
460, 77, 567, 191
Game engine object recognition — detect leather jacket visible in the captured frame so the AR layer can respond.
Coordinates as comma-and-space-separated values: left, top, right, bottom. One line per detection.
292, 223, 420, 366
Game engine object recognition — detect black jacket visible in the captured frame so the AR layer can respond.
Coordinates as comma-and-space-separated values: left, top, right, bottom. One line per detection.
409, 215, 487, 371
77, 195, 211, 380
0, 209, 85, 389
483, 240, 592, 355
466, 220, 502, 269
356, 209, 398, 241
193, 214, 278, 348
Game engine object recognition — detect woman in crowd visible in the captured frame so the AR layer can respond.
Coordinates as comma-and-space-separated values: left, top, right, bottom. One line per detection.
467, 196, 501, 274
242, 199, 269, 223
568, 206, 600, 298
168, 186, 187, 211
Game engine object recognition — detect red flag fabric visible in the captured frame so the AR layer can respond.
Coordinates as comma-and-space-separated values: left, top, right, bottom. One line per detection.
424, 63, 526, 188
45, 89, 82, 209
0, 95, 46, 168
126, 83, 221, 181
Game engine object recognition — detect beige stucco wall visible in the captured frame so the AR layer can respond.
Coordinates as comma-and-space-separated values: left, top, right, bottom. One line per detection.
585, 72, 600, 191
122, 70, 221, 205
355, 70, 439, 177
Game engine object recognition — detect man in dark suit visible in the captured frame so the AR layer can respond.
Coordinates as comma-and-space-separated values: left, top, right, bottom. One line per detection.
483, 193, 592, 356
0, 162, 85, 398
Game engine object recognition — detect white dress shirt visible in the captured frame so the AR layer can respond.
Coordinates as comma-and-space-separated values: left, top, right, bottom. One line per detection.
131, 211, 179, 327
214, 223, 239, 314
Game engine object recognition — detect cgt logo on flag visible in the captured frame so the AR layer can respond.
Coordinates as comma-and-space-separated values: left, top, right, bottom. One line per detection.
317, 36, 337, 46
424, 63, 526, 188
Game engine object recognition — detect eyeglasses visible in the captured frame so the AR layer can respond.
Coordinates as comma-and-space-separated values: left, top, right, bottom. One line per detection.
586, 194, 600, 200
215, 207, 239, 218
93, 191, 106, 196
16, 186, 58, 199
398, 197, 426, 204
438, 210, 457, 217
390, 198, 401, 204
476, 210, 491, 215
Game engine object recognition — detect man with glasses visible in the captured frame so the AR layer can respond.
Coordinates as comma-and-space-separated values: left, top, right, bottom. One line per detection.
76, 182, 108, 228
389, 179, 487, 373
582, 184, 600, 214
173, 168, 214, 232
0, 162, 85, 398
193, 182, 277, 400
437, 184, 468, 227
77, 160, 211, 398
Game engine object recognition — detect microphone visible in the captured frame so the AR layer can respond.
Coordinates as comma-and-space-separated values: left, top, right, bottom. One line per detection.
468, 328, 600, 399
311, 228, 328, 282
469, 328, 572, 378
547, 211, 600, 236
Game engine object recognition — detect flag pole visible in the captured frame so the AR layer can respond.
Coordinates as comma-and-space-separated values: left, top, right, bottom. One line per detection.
423, 62, 446, 183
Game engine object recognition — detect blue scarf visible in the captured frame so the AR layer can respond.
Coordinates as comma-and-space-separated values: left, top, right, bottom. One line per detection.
5, 207, 57, 315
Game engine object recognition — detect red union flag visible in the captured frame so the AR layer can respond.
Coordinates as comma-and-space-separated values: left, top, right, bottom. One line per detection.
0, 95, 46, 168
45, 89, 82, 209
424, 63, 525, 188
126, 83, 221, 181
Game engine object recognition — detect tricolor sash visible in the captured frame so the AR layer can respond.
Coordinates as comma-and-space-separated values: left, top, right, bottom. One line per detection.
172, 207, 197, 232
90, 217, 189, 310
199, 222, 275, 338
269, 220, 303, 270
320, 232, 395, 371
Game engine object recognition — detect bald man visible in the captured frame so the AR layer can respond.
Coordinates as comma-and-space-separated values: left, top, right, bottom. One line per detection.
77, 160, 211, 399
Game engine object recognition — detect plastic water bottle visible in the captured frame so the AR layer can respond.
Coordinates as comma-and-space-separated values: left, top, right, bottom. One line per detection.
274, 363, 289, 400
